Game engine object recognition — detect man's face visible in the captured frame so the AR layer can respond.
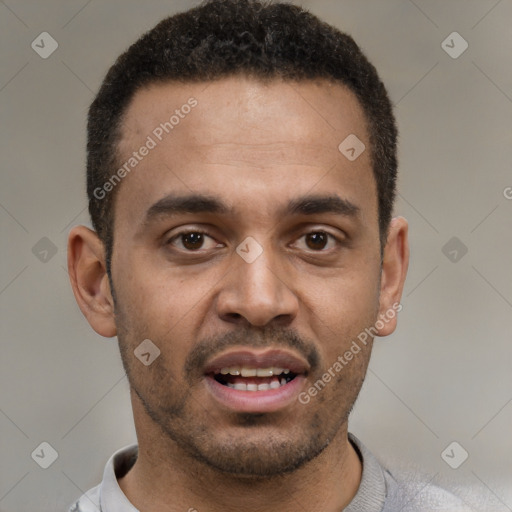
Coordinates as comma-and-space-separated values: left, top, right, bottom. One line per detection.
111, 77, 383, 476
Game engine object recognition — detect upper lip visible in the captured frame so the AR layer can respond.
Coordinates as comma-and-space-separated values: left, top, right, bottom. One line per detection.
203, 349, 309, 375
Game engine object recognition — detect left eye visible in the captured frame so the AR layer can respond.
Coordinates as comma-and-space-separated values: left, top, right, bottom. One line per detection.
295, 231, 338, 251
168, 231, 221, 251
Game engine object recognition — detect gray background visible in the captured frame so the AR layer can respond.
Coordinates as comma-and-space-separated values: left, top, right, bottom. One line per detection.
1, 0, 511, 510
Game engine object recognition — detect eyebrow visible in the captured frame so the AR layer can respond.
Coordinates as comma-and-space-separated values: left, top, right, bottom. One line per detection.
286, 194, 360, 217
143, 192, 360, 225
145, 194, 229, 221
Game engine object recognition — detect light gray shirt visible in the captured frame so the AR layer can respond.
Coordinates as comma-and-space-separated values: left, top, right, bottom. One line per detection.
69, 433, 472, 511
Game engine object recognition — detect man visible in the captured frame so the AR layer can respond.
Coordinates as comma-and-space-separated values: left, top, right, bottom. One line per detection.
67, 1, 471, 510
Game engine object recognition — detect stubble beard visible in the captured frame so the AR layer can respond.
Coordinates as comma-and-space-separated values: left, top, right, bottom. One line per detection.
114, 303, 370, 479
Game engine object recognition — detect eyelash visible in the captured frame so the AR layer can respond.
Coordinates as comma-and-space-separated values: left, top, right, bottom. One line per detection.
166, 229, 342, 253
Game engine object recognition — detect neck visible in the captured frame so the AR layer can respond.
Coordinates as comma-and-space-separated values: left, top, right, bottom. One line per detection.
119, 400, 362, 512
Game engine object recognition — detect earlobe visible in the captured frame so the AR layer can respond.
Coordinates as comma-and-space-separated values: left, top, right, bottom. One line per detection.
67, 226, 117, 338
376, 217, 409, 337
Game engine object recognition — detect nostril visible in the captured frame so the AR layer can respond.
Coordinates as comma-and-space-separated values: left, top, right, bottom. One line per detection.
220, 312, 243, 322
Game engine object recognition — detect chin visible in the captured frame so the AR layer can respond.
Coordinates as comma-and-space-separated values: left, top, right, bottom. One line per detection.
182, 428, 330, 478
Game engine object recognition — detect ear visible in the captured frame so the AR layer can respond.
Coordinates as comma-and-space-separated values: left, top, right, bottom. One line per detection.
375, 217, 409, 337
67, 226, 117, 338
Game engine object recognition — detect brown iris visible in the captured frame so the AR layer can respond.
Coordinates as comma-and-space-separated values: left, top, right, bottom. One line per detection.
305, 232, 328, 250
182, 232, 204, 250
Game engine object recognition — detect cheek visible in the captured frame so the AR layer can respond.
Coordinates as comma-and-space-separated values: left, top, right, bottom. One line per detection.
112, 250, 222, 357
113, 248, 183, 320
299, 267, 380, 357
302, 264, 380, 320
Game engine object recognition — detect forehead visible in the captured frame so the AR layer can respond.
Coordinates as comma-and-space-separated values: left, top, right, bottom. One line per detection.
114, 76, 376, 226
120, 76, 368, 152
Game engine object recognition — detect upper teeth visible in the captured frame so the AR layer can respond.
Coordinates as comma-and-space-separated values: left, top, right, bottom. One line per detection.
219, 367, 290, 377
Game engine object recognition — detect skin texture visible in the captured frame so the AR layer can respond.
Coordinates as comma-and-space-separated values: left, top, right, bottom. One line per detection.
68, 77, 409, 512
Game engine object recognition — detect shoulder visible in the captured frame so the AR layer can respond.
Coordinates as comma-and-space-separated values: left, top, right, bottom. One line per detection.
68, 484, 101, 512
67, 444, 138, 512
383, 469, 474, 511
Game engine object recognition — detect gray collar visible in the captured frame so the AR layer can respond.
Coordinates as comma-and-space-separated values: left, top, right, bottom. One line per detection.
100, 444, 139, 512
344, 433, 388, 512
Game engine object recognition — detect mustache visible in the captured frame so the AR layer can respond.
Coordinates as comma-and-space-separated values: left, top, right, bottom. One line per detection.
184, 325, 320, 378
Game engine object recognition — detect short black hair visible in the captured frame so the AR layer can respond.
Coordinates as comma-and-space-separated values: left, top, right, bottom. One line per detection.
87, 0, 398, 274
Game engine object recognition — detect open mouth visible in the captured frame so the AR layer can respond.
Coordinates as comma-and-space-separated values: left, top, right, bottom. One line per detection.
211, 366, 297, 391
202, 349, 308, 412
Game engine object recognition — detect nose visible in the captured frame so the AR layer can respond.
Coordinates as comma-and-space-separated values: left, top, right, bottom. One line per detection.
216, 244, 299, 327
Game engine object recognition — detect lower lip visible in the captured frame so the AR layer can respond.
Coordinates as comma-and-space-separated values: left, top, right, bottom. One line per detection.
204, 375, 306, 413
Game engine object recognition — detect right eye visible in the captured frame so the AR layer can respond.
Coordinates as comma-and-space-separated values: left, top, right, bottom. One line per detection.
166, 231, 223, 252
